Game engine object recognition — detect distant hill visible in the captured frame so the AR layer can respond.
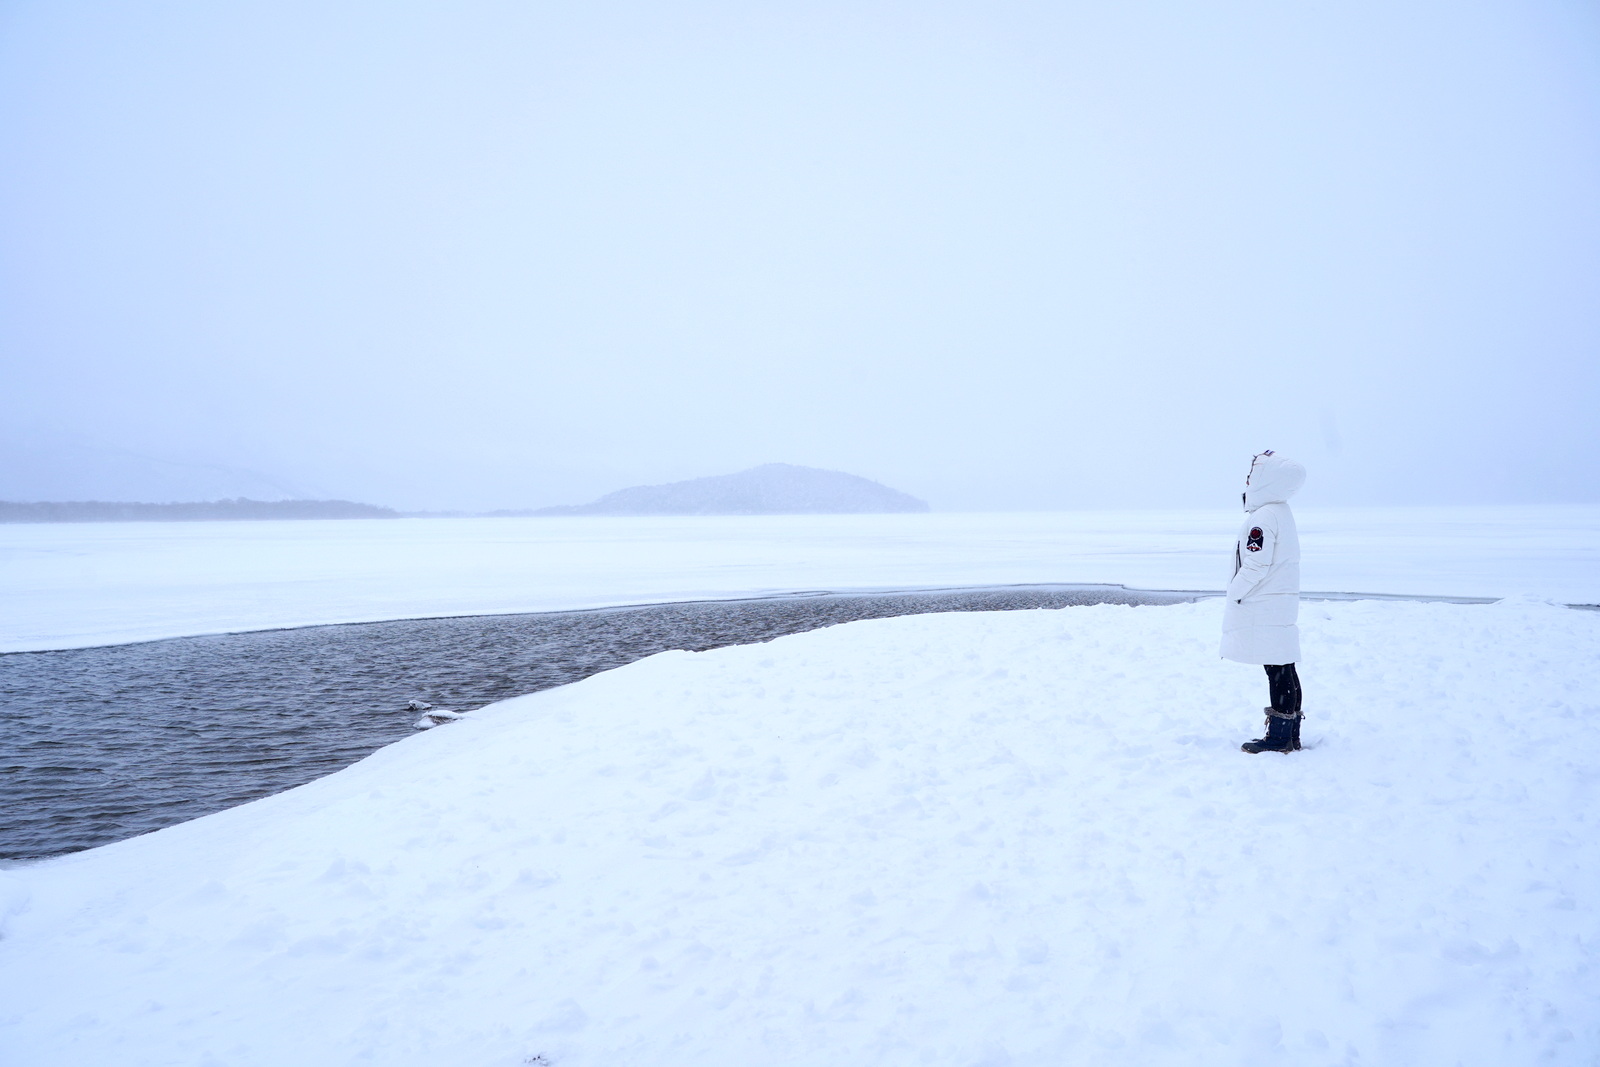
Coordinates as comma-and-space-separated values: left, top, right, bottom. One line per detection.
534, 464, 930, 517
0, 498, 399, 523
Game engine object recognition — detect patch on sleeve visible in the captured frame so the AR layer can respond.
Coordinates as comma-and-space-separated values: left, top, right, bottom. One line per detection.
1246, 527, 1265, 552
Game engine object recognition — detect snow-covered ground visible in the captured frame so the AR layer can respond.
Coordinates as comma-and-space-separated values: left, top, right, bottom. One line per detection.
3, 506, 1597, 651
1, 597, 1595, 1065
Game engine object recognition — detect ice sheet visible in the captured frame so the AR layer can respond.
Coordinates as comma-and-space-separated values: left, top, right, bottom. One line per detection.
2, 506, 1597, 652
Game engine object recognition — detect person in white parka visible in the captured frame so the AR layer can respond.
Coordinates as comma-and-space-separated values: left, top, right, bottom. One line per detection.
1222, 450, 1307, 754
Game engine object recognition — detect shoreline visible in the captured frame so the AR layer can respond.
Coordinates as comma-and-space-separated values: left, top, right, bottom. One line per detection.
1, 582, 1555, 657
7, 507, 1598, 653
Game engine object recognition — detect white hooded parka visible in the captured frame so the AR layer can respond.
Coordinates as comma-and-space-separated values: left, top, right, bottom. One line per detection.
1220, 452, 1305, 665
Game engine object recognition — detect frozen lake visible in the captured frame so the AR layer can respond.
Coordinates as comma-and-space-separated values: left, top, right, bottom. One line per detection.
4, 506, 1597, 652
3, 512, 1597, 1061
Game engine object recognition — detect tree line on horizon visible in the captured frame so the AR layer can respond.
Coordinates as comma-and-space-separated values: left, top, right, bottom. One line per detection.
0, 499, 399, 523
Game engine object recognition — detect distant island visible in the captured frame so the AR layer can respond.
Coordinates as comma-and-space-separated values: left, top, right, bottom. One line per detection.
531, 463, 930, 516
0, 467, 930, 522
0, 499, 399, 523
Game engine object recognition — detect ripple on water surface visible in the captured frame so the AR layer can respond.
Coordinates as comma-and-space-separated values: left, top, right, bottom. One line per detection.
0, 585, 1195, 860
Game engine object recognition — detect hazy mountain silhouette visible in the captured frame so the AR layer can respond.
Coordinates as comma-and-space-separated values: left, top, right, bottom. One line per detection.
532, 464, 929, 516
0, 435, 318, 504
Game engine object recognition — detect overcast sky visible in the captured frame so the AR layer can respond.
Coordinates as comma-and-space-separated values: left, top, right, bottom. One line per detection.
2, 0, 1597, 511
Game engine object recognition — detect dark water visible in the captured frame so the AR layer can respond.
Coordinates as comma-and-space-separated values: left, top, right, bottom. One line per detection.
0, 585, 1194, 861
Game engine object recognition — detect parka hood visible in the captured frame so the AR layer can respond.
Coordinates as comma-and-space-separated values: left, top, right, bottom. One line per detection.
1243, 451, 1305, 512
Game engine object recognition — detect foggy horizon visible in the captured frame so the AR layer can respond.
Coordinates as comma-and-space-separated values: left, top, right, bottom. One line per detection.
4, 1, 1598, 513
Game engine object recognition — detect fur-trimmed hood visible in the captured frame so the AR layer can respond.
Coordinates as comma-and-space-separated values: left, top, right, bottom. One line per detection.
1243, 452, 1305, 513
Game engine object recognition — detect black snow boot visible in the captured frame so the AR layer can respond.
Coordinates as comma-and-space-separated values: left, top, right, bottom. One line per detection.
1241, 707, 1302, 754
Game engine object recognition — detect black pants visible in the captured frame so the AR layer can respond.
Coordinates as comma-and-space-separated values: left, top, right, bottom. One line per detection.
1264, 663, 1301, 716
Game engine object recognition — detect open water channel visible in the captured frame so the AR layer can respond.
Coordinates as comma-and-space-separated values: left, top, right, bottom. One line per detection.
0, 585, 1197, 861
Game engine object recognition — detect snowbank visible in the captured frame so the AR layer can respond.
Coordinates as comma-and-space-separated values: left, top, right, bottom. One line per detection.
2, 506, 1597, 652
2, 598, 1596, 1065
